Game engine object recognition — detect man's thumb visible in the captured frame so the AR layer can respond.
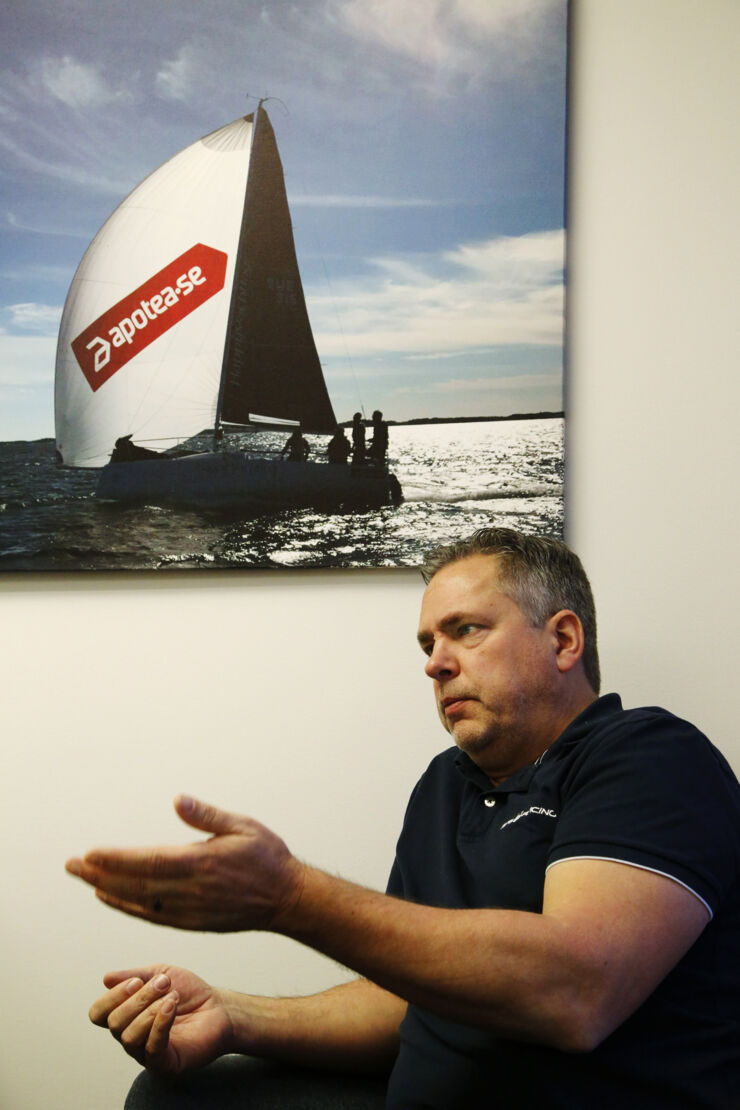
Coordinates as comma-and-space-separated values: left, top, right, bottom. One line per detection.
174, 795, 245, 836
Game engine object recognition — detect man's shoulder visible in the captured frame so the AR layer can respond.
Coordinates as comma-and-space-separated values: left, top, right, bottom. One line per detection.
565, 694, 717, 758
556, 694, 740, 805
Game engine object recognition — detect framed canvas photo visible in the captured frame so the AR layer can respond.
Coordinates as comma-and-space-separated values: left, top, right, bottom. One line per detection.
0, 0, 568, 570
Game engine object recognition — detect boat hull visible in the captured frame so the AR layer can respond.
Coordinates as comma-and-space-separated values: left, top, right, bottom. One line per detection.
96, 451, 402, 511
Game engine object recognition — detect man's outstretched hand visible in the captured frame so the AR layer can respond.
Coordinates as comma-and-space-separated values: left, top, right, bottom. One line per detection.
65, 796, 305, 932
90, 965, 234, 1073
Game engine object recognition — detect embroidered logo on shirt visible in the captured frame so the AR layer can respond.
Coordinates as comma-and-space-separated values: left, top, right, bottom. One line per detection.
500, 805, 557, 830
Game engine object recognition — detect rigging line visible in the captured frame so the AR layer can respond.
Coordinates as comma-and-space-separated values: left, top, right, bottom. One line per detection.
317, 252, 366, 420
244, 92, 288, 116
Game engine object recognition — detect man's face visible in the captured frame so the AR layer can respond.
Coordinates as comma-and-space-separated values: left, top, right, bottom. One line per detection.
417, 554, 562, 781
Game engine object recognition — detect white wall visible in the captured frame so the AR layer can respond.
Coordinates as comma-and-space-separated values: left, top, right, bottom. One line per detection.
1, 3, 737, 1107
567, 0, 739, 751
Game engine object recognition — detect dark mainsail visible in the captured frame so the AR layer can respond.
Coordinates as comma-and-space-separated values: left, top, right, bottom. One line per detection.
218, 107, 336, 433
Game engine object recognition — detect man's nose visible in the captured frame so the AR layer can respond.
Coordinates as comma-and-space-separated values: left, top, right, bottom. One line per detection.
424, 638, 459, 680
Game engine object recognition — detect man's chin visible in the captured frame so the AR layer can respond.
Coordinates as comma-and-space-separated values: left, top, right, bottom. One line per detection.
450, 723, 489, 756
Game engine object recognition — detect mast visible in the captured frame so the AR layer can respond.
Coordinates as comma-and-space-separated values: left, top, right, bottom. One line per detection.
213, 101, 263, 447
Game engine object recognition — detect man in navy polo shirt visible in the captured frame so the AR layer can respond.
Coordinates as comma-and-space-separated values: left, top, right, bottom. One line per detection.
69, 529, 740, 1109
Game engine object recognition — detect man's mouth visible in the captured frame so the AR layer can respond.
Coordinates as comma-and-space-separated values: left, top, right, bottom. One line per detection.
441, 695, 473, 717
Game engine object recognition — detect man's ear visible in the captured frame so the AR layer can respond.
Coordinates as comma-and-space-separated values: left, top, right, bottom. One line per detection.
548, 610, 585, 674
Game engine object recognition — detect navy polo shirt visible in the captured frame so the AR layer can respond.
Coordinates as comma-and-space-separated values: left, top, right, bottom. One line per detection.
385, 694, 740, 1109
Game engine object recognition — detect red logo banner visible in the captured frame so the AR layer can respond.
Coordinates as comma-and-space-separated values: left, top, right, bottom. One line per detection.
71, 243, 228, 392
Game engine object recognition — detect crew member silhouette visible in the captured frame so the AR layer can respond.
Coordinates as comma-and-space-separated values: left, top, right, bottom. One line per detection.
351, 412, 366, 466
327, 426, 351, 465
281, 427, 310, 462
368, 410, 388, 465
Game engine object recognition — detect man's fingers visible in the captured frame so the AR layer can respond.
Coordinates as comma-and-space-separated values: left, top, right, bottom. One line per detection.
89, 976, 144, 1027
97, 973, 174, 1037
71, 844, 195, 879
69, 859, 177, 915
102, 967, 162, 990
119, 992, 178, 1067
142, 994, 178, 1068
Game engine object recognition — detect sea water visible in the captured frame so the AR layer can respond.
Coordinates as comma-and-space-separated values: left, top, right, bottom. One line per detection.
0, 418, 563, 571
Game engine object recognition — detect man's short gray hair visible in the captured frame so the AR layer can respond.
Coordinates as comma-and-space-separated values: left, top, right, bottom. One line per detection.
421, 527, 600, 694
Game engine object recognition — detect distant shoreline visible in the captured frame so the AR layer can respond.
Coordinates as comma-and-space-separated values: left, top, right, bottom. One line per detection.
384, 411, 563, 428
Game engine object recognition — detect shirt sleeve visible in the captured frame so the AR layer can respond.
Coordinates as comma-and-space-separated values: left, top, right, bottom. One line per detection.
546, 710, 740, 917
385, 775, 424, 899
386, 857, 404, 897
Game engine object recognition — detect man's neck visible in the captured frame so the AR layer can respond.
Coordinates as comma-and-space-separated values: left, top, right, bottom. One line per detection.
477, 688, 598, 786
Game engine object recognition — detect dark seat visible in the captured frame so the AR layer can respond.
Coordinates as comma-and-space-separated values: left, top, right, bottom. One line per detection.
124, 1055, 387, 1109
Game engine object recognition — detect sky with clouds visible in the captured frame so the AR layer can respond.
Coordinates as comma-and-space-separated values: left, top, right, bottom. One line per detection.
0, 0, 567, 440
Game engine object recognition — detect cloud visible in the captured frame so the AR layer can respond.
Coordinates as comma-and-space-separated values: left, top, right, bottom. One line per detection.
328, 0, 562, 90
445, 229, 564, 277
29, 55, 131, 110
330, 0, 462, 71
453, 0, 560, 37
3, 303, 62, 334
156, 45, 200, 101
0, 261, 77, 285
404, 347, 511, 363
0, 130, 124, 195
5, 211, 90, 239
0, 54, 136, 195
0, 53, 130, 118
309, 229, 564, 358
39, 56, 109, 109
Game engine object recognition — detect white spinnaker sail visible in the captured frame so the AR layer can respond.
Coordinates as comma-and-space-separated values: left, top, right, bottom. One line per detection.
55, 117, 253, 467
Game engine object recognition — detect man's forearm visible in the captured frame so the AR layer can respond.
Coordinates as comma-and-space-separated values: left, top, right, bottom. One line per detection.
222, 977, 405, 1074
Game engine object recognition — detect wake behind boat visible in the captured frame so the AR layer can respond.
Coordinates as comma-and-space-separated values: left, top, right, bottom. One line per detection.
54, 103, 402, 511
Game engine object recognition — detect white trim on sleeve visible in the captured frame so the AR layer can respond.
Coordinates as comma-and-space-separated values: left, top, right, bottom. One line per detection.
545, 855, 713, 919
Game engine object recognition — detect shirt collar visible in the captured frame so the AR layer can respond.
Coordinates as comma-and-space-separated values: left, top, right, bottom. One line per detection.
454, 693, 624, 795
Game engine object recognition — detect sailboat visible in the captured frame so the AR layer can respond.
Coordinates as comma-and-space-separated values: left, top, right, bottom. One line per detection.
54, 103, 402, 511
